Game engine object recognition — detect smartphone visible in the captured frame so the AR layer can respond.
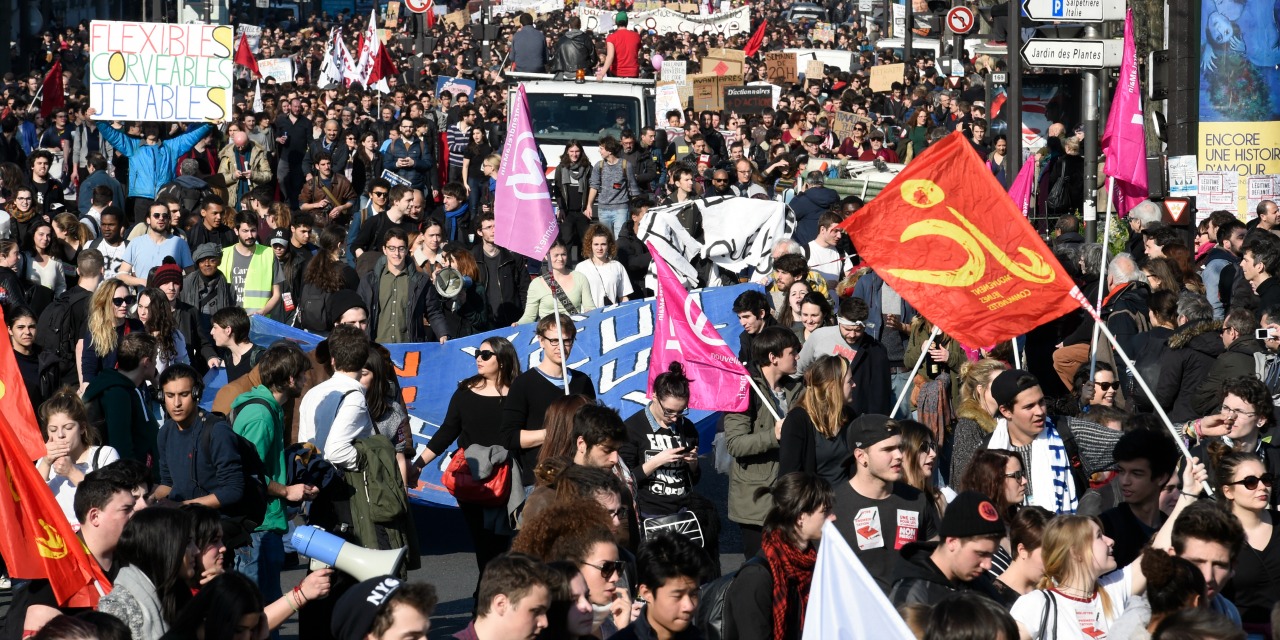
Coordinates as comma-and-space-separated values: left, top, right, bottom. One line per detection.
1257, 328, 1277, 340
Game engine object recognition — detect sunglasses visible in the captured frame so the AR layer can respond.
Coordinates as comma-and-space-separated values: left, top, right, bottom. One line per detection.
1004, 470, 1028, 481
1095, 381, 1117, 391
475, 349, 496, 361
583, 560, 622, 578
112, 295, 136, 307
1228, 474, 1275, 490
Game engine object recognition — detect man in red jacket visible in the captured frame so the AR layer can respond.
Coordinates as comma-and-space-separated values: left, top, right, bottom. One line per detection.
597, 12, 642, 80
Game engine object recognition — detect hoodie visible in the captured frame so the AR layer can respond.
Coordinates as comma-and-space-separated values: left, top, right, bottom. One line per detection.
1154, 320, 1227, 422
789, 185, 841, 245
231, 386, 288, 533
889, 542, 999, 607
1193, 336, 1266, 416
82, 369, 155, 473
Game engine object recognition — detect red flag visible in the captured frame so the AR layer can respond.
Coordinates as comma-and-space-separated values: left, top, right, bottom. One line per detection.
366, 44, 398, 87
234, 34, 261, 78
647, 242, 750, 412
0, 305, 44, 462
837, 132, 1085, 347
989, 90, 1006, 120
742, 20, 767, 58
426, 6, 436, 30
38, 61, 64, 119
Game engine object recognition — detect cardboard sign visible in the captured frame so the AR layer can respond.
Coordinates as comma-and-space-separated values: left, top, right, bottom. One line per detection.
702, 54, 743, 77
830, 110, 873, 142
870, 63, 905, 93
691, 73, 742, 111
88, 21, 234, 122
765, 51, 797, 85
679, 3, 699, 13
804, 59, 825, 81
386, 1, 401, 28
442, 9, 469, 29
813, 22, 835, 43
706, 48, 746, 63
723, 85, 773, 115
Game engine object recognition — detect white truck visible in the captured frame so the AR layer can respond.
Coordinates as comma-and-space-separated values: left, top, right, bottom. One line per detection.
508, 74, 657, 176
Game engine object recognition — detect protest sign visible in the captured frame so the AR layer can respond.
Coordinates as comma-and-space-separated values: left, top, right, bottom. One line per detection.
237, 24, 262, 54
381, 169, 412, 187
1246, 175, 1280, 220
442, 9, 469, 29
830, 111, 872, 142
661, 59, 687, 85
1197, 170, 1241, 219
89, 21, 234, 122
870, 63, 905, 92
435, 75, 476, 99
655, 83, 685, 120
237, 285, 758, 507
804, 59, 824, 81
692, 74, 719, 111
385, 1, 401, 27
813, 22, 835, 43
257, 58, 295, 84
723, 85, 773, 115
638, 196, 794, 287
765, 51, 797, 85
701, 53, 743, 77
706, 47, 746, 63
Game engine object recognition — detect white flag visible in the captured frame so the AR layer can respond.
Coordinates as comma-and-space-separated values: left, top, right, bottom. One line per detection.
637, 196, 794, 288
252, 79, 263, 113
319, 28, 348, 88
802, 521, 916, 640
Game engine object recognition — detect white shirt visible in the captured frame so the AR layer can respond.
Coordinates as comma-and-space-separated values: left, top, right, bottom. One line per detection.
1010, 565, 1133, 640
41, 445, 120, 526
807, 240, 845, 284
574, 259, 633, 308
298, 373, 372, 471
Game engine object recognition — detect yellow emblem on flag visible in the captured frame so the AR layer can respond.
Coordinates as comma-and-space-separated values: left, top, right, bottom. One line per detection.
36, 519, 69, 559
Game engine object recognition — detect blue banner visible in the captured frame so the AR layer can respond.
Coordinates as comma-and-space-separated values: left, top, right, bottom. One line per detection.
234, 283, 760, 506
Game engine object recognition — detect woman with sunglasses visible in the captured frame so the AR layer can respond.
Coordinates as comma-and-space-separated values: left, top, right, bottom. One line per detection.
415, 336, 522, 600
79, 277, 145, 388
1189, 376, 1280, 507
1211, 450, 1279, 635
959, 448, 1029, 576
1070, 361, 1120, 412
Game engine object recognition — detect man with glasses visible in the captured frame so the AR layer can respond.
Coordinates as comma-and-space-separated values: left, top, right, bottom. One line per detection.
858, 134, 900, 163
219, 211, 282, 317
357, 228, 431, 344
348, 177, 392, 267
501, 314, 597, 487
1192, 376, 1280, 507
117, 201, 194, 288
383, 118, 433, 191
730, 159, 765, 198
797, 297, 892, 416
1192, 308, 1264, 416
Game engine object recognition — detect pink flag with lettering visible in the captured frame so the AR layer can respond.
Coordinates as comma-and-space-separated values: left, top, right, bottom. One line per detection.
1101, 9, 1148, 216
1007, 159, 1036, 217
647, 243, 750, 412
494, 84, 558, 260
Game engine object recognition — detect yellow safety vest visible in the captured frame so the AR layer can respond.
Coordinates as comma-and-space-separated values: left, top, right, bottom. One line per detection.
219, 244, 275, 312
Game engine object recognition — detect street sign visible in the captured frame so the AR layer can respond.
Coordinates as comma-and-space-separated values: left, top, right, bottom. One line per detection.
1020, 0, 1124, 22
859, 0, 873, 12
1163, 198, 1190, 224
404, 0, 431, 13
946, 6, 975, 34
1021, 38, 1123, 68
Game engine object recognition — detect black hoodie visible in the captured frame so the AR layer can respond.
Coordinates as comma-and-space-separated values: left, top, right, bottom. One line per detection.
888, 542, 1000, 607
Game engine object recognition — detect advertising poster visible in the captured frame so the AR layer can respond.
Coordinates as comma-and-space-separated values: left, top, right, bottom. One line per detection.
88, 21, 235, 122
1198, 0, 1280, 213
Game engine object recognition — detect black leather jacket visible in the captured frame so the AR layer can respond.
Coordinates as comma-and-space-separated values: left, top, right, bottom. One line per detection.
553, 30, 597, 74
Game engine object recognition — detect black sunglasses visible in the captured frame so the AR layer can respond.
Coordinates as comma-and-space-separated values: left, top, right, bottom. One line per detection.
583, 560, 622, 578
112, 295, 136, 307
1228, 474, 1276, 490
1004, 470, 1027, 481
1095, 381, 1117, 391
475, 349, 496, 361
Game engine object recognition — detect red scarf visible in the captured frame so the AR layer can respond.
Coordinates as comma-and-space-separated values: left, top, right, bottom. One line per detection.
760, 530, 816, 640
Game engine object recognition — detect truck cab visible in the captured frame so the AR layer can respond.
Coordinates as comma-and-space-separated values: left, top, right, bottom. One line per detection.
507, 74, 656, 176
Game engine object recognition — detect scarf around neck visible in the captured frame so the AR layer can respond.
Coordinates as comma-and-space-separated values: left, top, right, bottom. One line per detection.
988, 416, 1078, 514
761, 530, 816, 640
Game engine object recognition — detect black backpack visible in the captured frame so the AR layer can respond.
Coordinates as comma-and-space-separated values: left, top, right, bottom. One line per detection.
298, 282, 331, 332
194, 409, 269, 548
35, 287, 89, 382
695, 555, 767, 640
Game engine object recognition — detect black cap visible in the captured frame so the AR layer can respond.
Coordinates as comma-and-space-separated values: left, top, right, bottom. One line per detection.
939, 491, 1006, 538
843, 414, 899, 467
331, 576, 402, 640
990, 369, 1037, 409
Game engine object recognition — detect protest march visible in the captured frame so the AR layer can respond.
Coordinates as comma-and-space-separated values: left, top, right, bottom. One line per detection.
0, 0, 1277, 639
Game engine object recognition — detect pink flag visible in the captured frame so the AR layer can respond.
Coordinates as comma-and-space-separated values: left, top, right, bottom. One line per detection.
1100, 9, 1148, 216
494, 84, 558, 260
647, 242, 750, 412
1007, 159, 1036, 217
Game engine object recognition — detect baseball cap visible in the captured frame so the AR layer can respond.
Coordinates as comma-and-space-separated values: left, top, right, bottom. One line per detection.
939, 491, 1006, 538
990, 369, 1039, 408
269, 228, 289, 247
843, 414, 900, 468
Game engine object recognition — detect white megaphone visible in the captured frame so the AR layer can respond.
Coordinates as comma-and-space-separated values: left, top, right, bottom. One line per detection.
290, 525, 406, 582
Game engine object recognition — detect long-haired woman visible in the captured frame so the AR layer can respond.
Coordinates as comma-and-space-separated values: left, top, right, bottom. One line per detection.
575, 224, 633, 308
299, 226, 359, 332
948, 358, 1009, 483
554, 141, 592, 259
794, 292, 833, 345
8, 305, 51, 410
364, 344, 411, 483
724, 472, 834, 640
776, 280, 811, 330
79, 278, 144, 386
37, 388, 120, 525
98, 507, 199, 640
415, 336, 522, 601
137, 287, 188, 374
778, 355, 853, 486
898, 419, 946, 516
8, 185, 40, 244
0, 239, 29, 308
351, 131, 382, 200
1212, 450, 1280, 635
536, 395, 597, 465
22, 218, 65, 297
165, 572, 266, 640
542, 561, 596, 640
51, 211, 86, 283
438, 243, 494, 337
960, 448, 1028, 575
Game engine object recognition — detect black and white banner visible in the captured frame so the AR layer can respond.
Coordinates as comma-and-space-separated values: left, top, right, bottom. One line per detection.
637, 196, 794, 287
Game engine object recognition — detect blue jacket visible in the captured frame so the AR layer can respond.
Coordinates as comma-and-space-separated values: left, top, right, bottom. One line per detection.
789, 186, 840, 245
77, 169, 126, 214
381, 136, 433, 189
157, 409, 245, 507
851, 269, 917, 342
96, 122, 212, 199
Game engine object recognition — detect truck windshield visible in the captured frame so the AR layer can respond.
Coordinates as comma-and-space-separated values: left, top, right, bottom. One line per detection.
525, 94, 642, 144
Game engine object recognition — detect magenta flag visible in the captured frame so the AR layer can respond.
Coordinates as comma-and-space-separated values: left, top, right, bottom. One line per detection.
494, 84, 558, 260
1100, 9, 1148, 216
1007, 159, 1036, 217
646, 242, 750, 412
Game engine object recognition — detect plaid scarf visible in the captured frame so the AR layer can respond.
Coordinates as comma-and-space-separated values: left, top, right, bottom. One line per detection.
761, 530, 816, 640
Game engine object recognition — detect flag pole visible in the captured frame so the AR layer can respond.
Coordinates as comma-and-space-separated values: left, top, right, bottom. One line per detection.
1011, 339, 1022, 369
1088, 176, 1116, 381
890, 325, 940, 418
1086, 303, 1214, 497
744, 374, 782, 421
549, 297, 570, 396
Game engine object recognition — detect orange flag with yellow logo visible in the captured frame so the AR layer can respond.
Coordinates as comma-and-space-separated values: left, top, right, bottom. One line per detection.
0, 306, 49, 462
839, 132, 1086, 347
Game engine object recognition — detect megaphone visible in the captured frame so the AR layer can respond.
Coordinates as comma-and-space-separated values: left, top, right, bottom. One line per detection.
433, 267, 465, 299
290, 525, 406, 582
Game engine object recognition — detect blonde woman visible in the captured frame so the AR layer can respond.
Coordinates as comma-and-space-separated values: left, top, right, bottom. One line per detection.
949, 358, 1009, 482
1009, 458, 1208, 639
78, 278, 145, 388
778, 355, 854, 486
36, 388, 120, 525
574, 223, 632, 308
519, 240, 595, 323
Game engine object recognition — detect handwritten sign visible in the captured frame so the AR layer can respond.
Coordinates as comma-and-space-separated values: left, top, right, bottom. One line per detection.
804, 59, 824, 81
691, 74, 743, 111
257, 58, 295, 84
661, 60, 687, 86
656, 83, 685, 122
813, 22, 835, 43
89, 21, 234, 122
869, 63, 905, 93
830, 110, 872, 142
442, 9, 469, 29
765, 51, 797, 85
723, 85, 773, 115
386, 1, 401, 28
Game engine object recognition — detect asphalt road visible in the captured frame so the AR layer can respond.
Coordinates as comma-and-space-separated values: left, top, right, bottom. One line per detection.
1, 461, 745, 640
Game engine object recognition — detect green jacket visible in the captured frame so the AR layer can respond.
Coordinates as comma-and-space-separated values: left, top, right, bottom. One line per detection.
231, 385, 287, 533
346, 435, 421, 571
723, 369, 804, 526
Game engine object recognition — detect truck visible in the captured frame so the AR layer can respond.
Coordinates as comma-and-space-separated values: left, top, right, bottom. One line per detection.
508, 74, 657, 176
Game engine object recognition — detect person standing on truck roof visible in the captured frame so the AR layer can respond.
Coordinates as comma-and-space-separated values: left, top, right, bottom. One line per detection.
597, 12, 641, 80
511, 13, 548, 74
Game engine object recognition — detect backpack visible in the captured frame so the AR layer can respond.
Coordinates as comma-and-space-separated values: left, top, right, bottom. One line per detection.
195, 409, 269, 547
695, 555, 767, 640
1046, 165, 1072, 211
298, 282, 332, 332
35, 287, 89, 382
79, 214, 100, 239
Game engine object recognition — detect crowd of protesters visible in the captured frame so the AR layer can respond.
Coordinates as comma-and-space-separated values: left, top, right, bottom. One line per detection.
0, 1, 1275, 640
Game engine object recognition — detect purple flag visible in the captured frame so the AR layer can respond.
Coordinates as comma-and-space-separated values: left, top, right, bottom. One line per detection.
494, 84, 558, 260
1007, 159, 1036, 217
1100, 9, 1148, 216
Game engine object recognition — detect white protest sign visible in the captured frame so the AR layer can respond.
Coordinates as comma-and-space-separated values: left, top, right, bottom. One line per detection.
637, 196, 794, 288
662, 60, 687, 85
579, 6, 751, 37
257, 58, 296, 83
89, 21, 234, 122
237, 24, 262, 54
656, 84, 684, 121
